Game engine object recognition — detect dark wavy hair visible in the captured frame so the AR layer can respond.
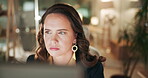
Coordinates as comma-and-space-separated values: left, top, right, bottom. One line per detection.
35, 3, 97, 67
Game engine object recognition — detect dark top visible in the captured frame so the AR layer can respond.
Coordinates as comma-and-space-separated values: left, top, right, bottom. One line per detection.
27, 54, 104, 78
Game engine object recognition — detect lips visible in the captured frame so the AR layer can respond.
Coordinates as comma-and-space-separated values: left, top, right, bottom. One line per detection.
50, 47, 60, 51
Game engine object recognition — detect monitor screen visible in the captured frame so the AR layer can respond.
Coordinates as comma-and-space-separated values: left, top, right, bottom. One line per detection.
0, 64, 84, 78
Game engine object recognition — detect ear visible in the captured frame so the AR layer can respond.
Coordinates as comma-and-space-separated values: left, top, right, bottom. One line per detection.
73, 39, 77, 44
73, 33, 77, 43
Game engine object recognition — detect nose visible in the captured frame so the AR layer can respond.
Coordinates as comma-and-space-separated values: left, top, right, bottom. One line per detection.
51, 34, 58, 44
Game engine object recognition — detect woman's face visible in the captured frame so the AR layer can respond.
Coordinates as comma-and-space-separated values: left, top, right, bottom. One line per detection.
43, 13, 76, 57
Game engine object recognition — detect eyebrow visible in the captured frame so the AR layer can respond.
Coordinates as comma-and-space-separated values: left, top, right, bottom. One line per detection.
44, 29, 69, 31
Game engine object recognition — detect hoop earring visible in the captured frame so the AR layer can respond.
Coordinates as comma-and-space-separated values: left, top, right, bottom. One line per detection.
72, 44, 78, 52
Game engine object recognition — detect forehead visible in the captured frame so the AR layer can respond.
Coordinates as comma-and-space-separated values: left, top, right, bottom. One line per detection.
44, 13, 72, 29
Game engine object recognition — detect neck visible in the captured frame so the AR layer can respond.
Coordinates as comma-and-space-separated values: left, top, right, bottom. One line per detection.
53, 51, 73, 65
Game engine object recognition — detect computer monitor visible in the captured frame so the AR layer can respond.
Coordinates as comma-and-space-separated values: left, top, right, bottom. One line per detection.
0, 64, 84, 78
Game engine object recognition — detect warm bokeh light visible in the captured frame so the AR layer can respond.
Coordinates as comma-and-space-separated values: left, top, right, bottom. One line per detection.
101, 0, 112, 2
91, 17, 99, 25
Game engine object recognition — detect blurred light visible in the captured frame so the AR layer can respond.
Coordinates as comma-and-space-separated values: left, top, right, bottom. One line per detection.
35, 15, 41, 21
8, 42, 14, 56
91, 17, 99, 25
25, 27, 30, 32
9, 49, 14, 57
3, 46, 7, 52
23, 1, 34, 11
101, 0, 112, 2
1, 45, 7, 52
15, 28, 20, 33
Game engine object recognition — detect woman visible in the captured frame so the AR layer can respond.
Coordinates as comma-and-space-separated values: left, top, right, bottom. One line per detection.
27, 3, 104, 78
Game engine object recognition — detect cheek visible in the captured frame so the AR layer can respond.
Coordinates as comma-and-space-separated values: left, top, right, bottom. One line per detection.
59, 36, 74, 46
44, 35, 51, 46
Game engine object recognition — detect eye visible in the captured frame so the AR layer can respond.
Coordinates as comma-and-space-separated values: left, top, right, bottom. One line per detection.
45, 31, 52, 34
58, 31, 66, 35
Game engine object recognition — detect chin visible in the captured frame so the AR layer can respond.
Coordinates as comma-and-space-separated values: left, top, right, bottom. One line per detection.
49, 53, 60, 57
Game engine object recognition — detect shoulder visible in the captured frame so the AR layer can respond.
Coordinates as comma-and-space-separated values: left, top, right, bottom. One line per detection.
26, 54, 36, 63
86, 61, 104, 78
